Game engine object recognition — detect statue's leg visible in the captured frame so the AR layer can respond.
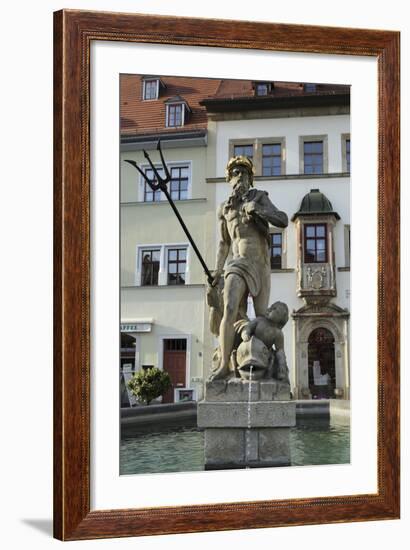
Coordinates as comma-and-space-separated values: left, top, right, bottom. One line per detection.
210, 274, 246, 380
252, 267, 271, 316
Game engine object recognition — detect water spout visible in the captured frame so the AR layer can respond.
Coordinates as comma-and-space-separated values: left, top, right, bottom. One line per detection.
246, 365, 253, 468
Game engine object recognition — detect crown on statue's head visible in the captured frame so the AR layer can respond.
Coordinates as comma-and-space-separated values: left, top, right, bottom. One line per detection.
225, 155, 255, 184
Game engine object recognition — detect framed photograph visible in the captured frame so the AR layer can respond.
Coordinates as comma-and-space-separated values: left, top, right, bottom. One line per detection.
54, 9, 400, 540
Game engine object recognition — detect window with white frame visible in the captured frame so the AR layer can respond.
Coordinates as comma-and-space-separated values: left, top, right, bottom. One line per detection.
166, 103, 185, 127
143, 79, 159, 100
141, 163, 191, 202
140, 249, 160, 286
167, 248, 187, 285
170, 166, 189, 200
143, 167, 163, 202
137, 244, 189, 286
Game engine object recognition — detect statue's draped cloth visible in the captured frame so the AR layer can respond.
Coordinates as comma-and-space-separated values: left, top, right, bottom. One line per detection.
225, 257, 261, 297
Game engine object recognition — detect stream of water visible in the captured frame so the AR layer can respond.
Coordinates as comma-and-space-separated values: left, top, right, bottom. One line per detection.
245, 366, 253, 466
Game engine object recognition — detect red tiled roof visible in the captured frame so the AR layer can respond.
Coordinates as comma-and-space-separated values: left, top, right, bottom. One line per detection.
212, 79, 349, 100
120, 75, 349, 137
120, 75, 220, 136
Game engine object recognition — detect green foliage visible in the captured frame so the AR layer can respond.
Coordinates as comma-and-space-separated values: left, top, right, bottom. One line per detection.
127, 367, 171, 405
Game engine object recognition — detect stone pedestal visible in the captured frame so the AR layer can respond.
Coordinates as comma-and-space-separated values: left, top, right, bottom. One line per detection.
198, 379, 296, 469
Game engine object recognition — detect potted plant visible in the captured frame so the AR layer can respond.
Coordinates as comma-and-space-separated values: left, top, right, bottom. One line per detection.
127, 367, 171, 405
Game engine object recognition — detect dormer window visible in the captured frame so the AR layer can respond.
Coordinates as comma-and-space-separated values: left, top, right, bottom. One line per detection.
142, 76, 164, 100
165, 96, 191, 127
304, 83, 317, 92
144, 80, 158, 100
253, 82, 272, 96
167, 103, 183, 126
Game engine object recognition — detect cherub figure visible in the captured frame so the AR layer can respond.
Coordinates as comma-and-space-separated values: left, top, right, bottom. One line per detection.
234, 301, 290, 382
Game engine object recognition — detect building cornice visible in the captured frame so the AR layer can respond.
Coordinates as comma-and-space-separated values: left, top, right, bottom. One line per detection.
121, 284, 206, 290
206, 173, 350, 184
120, 198, 207, 207
201, 93, 349, 113
120, 130, 207, 151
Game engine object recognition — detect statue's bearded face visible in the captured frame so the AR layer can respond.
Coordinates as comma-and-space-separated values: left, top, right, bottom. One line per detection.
229, 166, 252, 196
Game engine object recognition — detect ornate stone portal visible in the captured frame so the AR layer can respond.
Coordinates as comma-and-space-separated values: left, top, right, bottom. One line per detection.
198, 156, 296, 469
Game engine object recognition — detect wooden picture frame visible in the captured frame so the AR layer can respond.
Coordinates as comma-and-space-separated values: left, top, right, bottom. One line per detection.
53, 9, 400, 540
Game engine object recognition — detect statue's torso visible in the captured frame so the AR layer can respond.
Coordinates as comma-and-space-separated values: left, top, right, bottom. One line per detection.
222, 196, 269, 265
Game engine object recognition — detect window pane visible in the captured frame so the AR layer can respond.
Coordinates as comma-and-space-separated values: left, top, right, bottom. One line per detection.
256, 83, 268, 96
167, 247, 187, 285
262, 143, 281, 176
306, 226, 315, 237
141, 250, 160, 286
304, 142, 314, 153
167, 104, 183, 127
316, 225, 326, 237
304, 83, 317, 92
144, 80, 157, 100
311, 156, 322, 166
317, 251, 326, 262
317, 240, 325, 250
270, 233, 282, 269
306, 239, 316, 250
234, 144, 253, 159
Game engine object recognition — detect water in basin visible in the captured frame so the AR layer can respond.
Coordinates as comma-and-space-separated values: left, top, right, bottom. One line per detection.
120, 419, 350, 475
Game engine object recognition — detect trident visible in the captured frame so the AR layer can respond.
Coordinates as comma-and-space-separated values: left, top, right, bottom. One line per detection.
125, 141, 214, 285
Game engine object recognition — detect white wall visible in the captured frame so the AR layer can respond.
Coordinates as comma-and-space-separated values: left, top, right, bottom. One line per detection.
1, 1, 408, 550
216, 114, 350, 175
